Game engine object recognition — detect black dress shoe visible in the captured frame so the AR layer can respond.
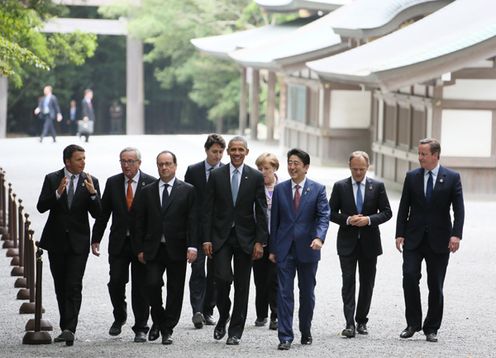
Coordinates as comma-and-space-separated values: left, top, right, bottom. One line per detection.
357, 323, 368, 335
426, 333, 438, 342
400, 326, 420, 339
162, 332, 173, 345
301, 335, 312, 345
53, 333, 66, 342
278, 341, 291, 350
226, 336, 240, 345
214, 317, 229, 340
61, 329, 75, 346
148, 325, 160, 341
342, 325, 356, 338
204, 314, 216, 326
254, 317, 267, 327
109, 320, 125, 336
134, 331, 147, 343
269, 319, 278, 330
192, 312, 205, 329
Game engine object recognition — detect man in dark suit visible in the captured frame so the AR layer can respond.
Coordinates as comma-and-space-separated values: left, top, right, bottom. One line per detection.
269, 148, 330, 351
91, 147, 156, 342
37, 144, 101, 346
34, 85, 62, 143
396, 138, 464, 343
134, 150, 197, 345
184, 134, 226, 329
203, 136, 268, 346
80, 89, 95, 143
329, 151, 392, 338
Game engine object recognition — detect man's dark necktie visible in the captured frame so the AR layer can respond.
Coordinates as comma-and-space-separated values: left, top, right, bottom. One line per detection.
293, 184, 301, 211
67, 175, 75, 208
356, 181, 363, 213
426, 171, 433, 202
161, 183, 169, 211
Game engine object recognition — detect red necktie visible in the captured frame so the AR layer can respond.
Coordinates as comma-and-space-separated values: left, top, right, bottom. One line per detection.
293, 184, 301, 211
126, 180, 133, 210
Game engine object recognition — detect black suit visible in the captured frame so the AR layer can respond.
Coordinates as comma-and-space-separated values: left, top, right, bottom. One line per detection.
204, 164, 268, 339
91, 170, 156, 333
184, 161, 219, 317
37, 169, 101, 333
38, 95, 61, 142
330, 177, 392, 327
396, 166, 464, 334
134, 178, 197, 335
80, 99, 95, 142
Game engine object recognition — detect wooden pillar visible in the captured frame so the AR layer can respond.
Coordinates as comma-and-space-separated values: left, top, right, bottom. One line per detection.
278, 79, 287, 146
239, 67, 248, 135
266, 71, 276, 142
250, 69, 260, 140
126, 36, 145, 134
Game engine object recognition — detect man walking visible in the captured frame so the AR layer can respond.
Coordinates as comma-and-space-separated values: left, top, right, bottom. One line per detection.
37, 144, 101, 346
91, 147, 156, 342
396, 138, 464, 343
203, 136, 268, 346
134, 151, 197, 345
184, 134, 225, 329
269, 148, 329, 350
34, 85, 62, 143
329, 151, 392, 338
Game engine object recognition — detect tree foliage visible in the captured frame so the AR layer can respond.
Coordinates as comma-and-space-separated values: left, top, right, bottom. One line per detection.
100, 0, 294, 125
0, 0, 97, 87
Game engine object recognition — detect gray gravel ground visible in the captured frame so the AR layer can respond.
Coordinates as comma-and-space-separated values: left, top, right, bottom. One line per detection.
0, 135, 495, 358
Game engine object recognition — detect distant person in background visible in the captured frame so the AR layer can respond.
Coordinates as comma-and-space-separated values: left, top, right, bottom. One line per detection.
80, 89, 95, 143
67, 100, 78, 135
253, 153, 279, 330
34, 85, 63, 143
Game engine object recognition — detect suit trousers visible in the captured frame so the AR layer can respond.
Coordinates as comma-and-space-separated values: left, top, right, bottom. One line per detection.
40, 114, 56, 141
214, 228, 252, 338
108, 236, 149, 333
252, 249, 277, 320
339, 243, 377, 327
402, 236, 450, 334
48, 248, 89, 333
146, 244, 186, 335
277, 243, 318, 343
189, 248, 216, 316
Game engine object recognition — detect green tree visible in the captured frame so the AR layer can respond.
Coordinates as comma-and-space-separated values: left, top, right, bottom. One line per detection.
0, 0, 97, 87
100, 0, 294, 130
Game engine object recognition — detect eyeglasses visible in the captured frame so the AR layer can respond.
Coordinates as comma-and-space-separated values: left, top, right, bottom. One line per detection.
157, 162, 175, 168
120, 159, 138, 165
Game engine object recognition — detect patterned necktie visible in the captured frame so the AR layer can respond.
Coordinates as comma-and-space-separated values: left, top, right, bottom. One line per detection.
67, 175, 75, 208
126, 180, 133, 210
356, 181, 363, 213
207, 166, 213, 181
426, 171, 433, 202
293, 184, 301, 211
231, 169, 239, 205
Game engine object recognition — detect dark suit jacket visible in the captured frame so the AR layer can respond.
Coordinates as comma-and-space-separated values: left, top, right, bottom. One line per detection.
204, 164, 268, 255
81, 99, 95, 122
37, 169, 101, 254
184, 161, 223, 238
91, 170, 156, 256
133, 178, 197, 262
329, 177, 392, 258
396, 165, 464, 253
269, 178, 330, 263
38, 95, 61, 120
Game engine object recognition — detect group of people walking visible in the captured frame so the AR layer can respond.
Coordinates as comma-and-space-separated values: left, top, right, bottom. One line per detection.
36, 134, 464, 349
35, 85, 95, 143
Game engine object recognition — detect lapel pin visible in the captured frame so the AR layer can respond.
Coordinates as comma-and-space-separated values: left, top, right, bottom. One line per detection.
369, 185, 373, 190
439, 178, 444, 183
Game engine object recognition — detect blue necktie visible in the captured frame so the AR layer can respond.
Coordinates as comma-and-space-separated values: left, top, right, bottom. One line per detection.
426, 171, 433, 202
356, 181, 363, 214
231, 169, 239, 205
67, 175, 75, 208
161, 183, 169, 211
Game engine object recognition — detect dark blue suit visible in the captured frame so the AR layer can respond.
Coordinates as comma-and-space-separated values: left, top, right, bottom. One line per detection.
396, 165, 464, 334
270, 178, 329, 343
